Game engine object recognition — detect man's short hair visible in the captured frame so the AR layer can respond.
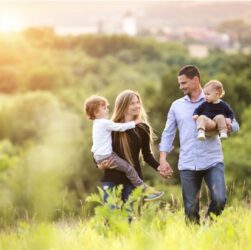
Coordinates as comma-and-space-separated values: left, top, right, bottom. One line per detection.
84, 95, 108, 120
178, 65, 200, 80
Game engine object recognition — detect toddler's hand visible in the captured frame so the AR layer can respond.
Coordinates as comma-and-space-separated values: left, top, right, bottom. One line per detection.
192, 115, 199, 120
97, 157, 115, 170
135, 118, 142, 124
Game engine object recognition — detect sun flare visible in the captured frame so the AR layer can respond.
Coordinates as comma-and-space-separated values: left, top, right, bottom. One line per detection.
0, 13, 21, 32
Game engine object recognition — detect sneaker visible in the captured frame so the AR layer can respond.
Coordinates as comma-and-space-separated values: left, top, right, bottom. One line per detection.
142, 185, 164, 202
144, 192, 164, 202
197, 130, 205, 140
220, 132, 228, 140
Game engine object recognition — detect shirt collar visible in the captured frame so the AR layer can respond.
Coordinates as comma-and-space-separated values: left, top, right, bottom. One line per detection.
184, 90, 205, 103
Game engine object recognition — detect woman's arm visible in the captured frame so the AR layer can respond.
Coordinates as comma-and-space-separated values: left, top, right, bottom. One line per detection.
139, 124, 159, 170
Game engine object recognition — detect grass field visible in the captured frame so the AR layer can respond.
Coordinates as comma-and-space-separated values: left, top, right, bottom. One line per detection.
0, 200, 250, 250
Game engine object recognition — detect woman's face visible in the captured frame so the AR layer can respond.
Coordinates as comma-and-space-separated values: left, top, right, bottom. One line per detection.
125, 95, 141, 118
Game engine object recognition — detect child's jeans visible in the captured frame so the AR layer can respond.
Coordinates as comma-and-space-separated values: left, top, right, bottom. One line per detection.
95, 152, 143, 187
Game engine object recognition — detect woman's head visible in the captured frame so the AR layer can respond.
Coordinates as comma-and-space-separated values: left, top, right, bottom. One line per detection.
111, 90, 155, 166
112, 90, 147, 123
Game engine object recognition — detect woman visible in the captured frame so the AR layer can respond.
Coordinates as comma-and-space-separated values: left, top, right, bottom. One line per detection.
99, 90, 163, 201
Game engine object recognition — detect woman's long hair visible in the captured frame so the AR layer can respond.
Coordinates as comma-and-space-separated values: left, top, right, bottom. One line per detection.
111, 90, 155, 166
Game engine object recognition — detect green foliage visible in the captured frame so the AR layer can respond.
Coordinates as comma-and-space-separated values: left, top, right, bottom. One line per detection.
26, 67, 61, 91
0, 140, 19, 172
23, 27, 56, 48
0, 92, 86, 226
86, 185, 167, 235
224, 106, 251, 194
0, 31, 250, 226
0, 205, 251, 250
0, 92, 60, 143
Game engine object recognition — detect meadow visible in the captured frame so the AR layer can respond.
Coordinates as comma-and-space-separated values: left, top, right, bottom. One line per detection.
0, 30, 251, 249
1, 186, 250, 250
0, 203, 250, 250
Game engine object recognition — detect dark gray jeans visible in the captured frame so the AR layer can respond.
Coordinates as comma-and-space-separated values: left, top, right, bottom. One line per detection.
179, 162, 226, 224
95, 152, 144, 187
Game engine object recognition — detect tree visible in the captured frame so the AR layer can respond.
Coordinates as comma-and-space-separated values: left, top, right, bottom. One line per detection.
0, 67, 18, 93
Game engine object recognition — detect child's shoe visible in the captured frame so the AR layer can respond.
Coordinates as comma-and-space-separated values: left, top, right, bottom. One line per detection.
142, 185, 164, 202
220, 132, 228, 140
197, 130, 206, 140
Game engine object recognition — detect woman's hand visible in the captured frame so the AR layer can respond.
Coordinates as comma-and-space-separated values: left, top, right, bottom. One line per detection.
97, 157, 116, 170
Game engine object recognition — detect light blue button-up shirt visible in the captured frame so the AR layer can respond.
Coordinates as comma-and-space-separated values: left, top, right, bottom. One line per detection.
159, 91, 239, 171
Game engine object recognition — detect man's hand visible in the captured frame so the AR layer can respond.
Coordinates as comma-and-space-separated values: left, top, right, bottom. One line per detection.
97, 157, 116, 170
205, 117, 232, 134
226, 118, 232, 133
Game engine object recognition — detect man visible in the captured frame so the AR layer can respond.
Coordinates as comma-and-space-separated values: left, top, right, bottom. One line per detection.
159, 65, 239, 224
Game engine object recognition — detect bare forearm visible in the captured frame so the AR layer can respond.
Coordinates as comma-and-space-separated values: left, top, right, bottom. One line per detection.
159, 151, 168, 164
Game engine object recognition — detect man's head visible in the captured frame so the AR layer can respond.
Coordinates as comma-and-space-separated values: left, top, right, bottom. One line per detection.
177, 65, 201, 96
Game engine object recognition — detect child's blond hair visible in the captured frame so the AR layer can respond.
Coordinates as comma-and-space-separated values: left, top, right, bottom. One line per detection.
84, 95, 108, 120
204, 80, 225, 98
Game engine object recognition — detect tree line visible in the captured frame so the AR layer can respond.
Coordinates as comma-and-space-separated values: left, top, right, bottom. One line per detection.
0, 30, 250, 226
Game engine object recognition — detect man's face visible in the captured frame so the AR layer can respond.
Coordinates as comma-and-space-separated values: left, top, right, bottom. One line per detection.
177, 74, 198, 96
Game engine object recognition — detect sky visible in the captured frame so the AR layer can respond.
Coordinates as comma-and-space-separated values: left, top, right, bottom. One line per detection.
0, 1, 251, 33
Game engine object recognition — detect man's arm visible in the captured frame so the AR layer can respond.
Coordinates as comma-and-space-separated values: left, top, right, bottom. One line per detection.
224, 102, 235, 121
158, 105, 177, 178
158, 151, 173, 178
228, 118, 240, 134
205, 117, 239, 135
222, 101, 237, 133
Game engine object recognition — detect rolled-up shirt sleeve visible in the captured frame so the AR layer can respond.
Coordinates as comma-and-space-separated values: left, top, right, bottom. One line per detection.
159, 104, 177, 153
230, 118, 240, 134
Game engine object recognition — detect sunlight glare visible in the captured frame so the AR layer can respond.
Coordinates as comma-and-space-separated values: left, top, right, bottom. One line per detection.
0, 13, 21, 32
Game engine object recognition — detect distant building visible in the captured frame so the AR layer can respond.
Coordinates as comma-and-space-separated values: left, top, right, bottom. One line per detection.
188, 44, 209, 58
122, 10, 137, 36
97, 20, 104, 34
55, 26, 98, 35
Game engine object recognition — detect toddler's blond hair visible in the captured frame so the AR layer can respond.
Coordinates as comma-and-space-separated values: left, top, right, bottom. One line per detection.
204, 80, 225, 98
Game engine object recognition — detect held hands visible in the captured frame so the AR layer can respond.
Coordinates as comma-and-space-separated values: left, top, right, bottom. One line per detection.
157, 161, 173, 179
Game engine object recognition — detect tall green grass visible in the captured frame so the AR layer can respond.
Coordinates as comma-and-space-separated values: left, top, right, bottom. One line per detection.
0, 206, 250, 250
0, 187, 250, 250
